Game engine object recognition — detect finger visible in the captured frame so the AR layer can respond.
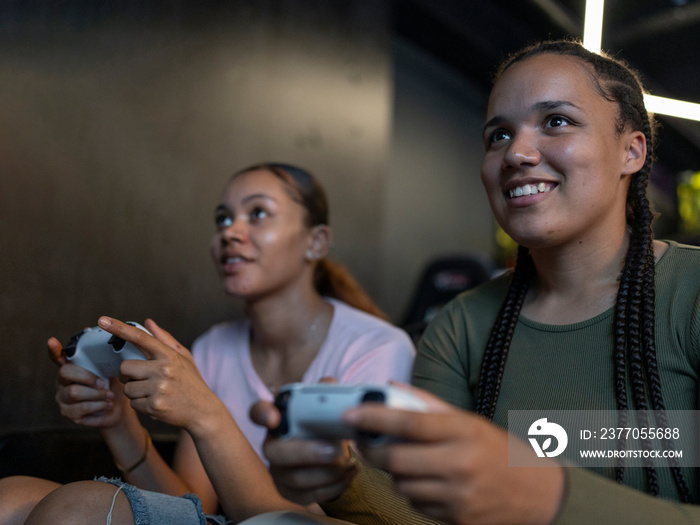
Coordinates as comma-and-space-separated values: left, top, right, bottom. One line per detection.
58, 362, 110, 390
393, 476, 458, 521
319, 376, 337, 384
119, 358, 159, 382
273, 467, 357, 505
360, 440, 453, 479
60, 398, 115, 421
58, 381, 114, 405
47, 337, 66, 366
97, 316, 167, 360
343, 405, 465, 443
290, 478, 356, 506
394, 477, 447, 501
121, 373, 156, 400
250, 401, 281, 430
388, 382, 454, 414
271, 461, 356, 489
264, 438, 346, 468
144, 318, 190, 357
57, 383, 116, 421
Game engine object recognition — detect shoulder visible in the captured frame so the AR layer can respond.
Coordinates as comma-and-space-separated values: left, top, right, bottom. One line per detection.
318, 299, 414, 384
191, 319, 248, 355
418, 272, 509, 363
428, 271, 510, 331
325, 298, 414, 353
656, 241, 700, 292
654, 241, 700, 368
658, 239, 700, 265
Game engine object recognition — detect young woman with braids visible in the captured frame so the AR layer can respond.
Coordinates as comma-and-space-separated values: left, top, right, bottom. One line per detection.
251, 41, 700, 524
0, 163, 414, 525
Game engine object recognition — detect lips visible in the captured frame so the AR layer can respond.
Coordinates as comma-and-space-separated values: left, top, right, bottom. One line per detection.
220, 253, 251, 274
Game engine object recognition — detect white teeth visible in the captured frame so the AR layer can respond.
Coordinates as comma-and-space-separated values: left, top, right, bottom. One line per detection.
509, 183, 552, 198
226, 257, 244, 264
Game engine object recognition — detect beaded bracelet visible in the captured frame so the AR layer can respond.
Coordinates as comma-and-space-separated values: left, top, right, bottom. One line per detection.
115, 427, 152, 474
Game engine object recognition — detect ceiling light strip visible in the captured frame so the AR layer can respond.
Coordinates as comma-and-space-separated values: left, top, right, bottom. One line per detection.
644, 95, 700, 121
583, 0, 604, 52
583, 0, 700, 121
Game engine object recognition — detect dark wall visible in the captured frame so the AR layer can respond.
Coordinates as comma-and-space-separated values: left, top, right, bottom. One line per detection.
0, 1, 393, 432
380, 38, 494, 320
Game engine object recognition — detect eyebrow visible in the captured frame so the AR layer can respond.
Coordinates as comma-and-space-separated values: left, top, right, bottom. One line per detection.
532, 100, 579, 112
216, 194, 278, 210
482, 100, 580, 135
241, 193, 277, 205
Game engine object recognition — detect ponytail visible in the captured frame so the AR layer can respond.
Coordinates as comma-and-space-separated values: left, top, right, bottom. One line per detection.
314, 259, 389, 321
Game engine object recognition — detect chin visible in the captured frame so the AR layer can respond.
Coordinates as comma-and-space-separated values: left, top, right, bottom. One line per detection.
221, 278, 256, 299
500, 217, 562, 249
504, 231, 553, 251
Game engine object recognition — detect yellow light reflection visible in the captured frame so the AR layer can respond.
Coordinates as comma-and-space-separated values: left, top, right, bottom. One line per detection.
678, 171, 700, 232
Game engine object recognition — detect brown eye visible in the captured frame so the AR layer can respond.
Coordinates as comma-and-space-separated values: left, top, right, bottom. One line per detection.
250, 207, 269, 221
545, 115, 572, 128
215, 210, 233, 229
489, 129, 510, 142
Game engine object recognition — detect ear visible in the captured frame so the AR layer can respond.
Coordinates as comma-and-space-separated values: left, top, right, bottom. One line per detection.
305, 225, 332, 261
620, 130, 646, 176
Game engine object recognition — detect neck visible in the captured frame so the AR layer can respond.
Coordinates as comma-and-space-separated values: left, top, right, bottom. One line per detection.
246, 287, 331, 354
523, 228, 630, 324
245, 286, 334, 393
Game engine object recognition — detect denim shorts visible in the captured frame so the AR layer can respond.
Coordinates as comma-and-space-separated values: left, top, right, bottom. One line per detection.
97, 477, 229, 525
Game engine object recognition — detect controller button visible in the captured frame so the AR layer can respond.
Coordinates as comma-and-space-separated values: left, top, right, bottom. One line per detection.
107, 335, 126, 352
361, 390, 386, 404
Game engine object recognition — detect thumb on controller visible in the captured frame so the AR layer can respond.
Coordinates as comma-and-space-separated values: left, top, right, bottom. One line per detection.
47, 337, 67, 366
388, 381, 453, 414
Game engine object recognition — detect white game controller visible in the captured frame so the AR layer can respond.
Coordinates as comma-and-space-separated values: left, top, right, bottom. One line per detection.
64, 322, 149, 384
274, 383, 427, 443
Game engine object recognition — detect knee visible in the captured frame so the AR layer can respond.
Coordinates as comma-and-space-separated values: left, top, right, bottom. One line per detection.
0, 476, 61, 525
25, 480, 135, 525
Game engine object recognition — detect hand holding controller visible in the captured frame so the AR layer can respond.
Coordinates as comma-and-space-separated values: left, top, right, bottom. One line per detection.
63, 322, 149, 385
274, 383, 427, 444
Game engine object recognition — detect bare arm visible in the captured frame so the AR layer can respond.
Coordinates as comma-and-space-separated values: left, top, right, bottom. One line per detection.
98, 316, 306, 523
49, 324, 220, 513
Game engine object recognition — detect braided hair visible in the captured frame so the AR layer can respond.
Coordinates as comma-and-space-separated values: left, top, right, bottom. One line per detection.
475, 40, 692, 502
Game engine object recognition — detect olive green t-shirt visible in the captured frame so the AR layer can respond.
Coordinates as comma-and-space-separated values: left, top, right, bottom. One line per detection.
322, 241, 700, 524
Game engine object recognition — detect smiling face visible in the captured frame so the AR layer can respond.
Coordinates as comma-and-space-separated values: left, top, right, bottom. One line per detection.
210, 168, 318, 300
480, 53, 645, 250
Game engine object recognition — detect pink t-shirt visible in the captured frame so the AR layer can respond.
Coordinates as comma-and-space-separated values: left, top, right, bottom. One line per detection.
192, 298, 416, 463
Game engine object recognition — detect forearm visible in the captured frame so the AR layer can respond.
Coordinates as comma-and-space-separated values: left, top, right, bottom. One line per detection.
553, 467, 700, 525
100, 409, 191, 498
187, 401, 305, 523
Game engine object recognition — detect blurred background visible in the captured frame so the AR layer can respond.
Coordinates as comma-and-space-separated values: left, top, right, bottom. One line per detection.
1, 0, 699, 433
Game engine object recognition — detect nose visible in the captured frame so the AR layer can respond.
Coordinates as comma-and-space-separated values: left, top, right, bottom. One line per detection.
221, 217, 248, 245
502, 130, 540, 170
